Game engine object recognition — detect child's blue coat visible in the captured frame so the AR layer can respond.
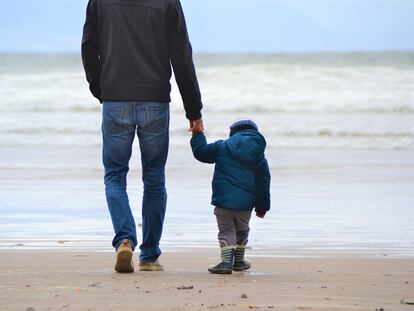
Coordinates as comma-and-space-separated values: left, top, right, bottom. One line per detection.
190, 130, 271, 212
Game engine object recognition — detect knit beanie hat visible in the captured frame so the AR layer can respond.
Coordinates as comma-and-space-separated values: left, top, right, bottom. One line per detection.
229, 118, 258, 137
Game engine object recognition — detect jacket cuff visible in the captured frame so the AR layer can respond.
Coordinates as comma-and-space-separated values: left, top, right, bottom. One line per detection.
186, 110, 202, 121
191, 132, 205, 138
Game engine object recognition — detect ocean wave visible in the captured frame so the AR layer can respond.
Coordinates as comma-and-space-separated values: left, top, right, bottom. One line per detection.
0, 140, 412, 150
1, 103, 413, 114
1, 53, 413, 151
1, 53, 413, 115
274, 129, 414, 138
204, 105, 414, 114
2, 127, 413, 139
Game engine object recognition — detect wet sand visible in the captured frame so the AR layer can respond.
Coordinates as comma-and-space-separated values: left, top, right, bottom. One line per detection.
1, 146, 413, 256
0, 146, 413, 310
0, 250, 413, 311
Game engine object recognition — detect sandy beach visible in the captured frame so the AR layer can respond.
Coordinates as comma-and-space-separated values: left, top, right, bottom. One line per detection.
0, 250, 413, 311
1, 146, 413, 310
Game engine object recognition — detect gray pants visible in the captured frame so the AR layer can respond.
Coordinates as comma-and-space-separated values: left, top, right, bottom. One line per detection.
214, 207, 252, 247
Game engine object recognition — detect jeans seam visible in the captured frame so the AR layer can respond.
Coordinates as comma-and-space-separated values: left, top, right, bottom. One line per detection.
133, 102, 137, 125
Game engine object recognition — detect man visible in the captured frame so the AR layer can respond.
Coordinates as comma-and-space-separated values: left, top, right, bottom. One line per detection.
82, 0, 203, 273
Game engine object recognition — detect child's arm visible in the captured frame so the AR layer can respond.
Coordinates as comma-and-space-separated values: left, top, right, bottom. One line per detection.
190, 132, 219, 164
255, 158, 271, 216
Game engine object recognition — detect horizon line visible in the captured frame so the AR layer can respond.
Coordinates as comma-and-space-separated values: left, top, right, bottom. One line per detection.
0, 49, 413, 55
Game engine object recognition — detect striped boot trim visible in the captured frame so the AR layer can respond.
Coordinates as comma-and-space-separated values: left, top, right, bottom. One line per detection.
221, 246, 235, 263
235, 245, 246, 262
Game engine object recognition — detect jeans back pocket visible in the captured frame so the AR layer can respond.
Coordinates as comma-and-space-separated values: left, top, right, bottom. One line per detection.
102, 106, 126, 135
143, 104, 169, 134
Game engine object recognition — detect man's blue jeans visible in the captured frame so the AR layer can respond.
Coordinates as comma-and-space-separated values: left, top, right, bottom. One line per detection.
102, 101, 169, 263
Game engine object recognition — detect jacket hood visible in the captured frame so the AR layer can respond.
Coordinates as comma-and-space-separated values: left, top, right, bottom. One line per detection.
225, 130, 266, 165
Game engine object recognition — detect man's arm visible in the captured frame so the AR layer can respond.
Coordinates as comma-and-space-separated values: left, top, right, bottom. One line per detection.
167, 0, 203, 121
190, 133, 219, 164
81, 0, 101, 102
255, 159, 271, 214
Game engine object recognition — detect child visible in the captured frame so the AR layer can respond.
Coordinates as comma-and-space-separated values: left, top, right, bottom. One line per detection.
190, 118, 271, 274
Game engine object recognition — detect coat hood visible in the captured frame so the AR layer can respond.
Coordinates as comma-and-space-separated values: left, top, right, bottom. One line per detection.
225, 130, 266, 165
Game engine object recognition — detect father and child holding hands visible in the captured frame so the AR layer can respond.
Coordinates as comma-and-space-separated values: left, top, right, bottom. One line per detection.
81, 0, 271, 274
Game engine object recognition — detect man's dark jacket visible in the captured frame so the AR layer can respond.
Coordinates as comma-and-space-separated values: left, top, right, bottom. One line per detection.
82, 0, 202, 120
190, 130, 271, 213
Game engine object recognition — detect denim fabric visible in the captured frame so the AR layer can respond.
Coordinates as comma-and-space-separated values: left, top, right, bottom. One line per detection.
102, 101, 169, 262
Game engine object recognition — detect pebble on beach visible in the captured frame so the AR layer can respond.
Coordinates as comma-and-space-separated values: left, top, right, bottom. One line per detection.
177, 285, 194, 290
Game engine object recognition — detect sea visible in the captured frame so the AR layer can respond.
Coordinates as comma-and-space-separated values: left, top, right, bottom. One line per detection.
0, 52, 413, 150
0, 52, 413, 256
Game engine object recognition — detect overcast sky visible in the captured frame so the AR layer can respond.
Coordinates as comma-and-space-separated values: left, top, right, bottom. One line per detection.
0, 0, 413, 53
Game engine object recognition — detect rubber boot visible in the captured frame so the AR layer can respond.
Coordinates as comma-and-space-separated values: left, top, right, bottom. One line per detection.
233, 242, 251, 271
208, 246, 235, 274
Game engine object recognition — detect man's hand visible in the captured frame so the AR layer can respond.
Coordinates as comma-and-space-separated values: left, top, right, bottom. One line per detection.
256, 211, 266, 218
189, 118, 204, 134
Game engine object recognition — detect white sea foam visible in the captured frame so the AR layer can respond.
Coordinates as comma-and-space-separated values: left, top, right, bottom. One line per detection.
0, 53, 413, 149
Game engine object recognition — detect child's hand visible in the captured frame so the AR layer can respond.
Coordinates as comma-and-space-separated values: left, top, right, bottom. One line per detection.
191, 128, 204, 135
256, 211, 266, 218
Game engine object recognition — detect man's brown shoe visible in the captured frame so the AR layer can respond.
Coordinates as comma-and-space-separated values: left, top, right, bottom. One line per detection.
114, 240, 134, 273
139, 260, 164, 271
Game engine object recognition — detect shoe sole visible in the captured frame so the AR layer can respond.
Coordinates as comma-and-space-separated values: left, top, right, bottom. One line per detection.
208, 268, 233, 274
115, 249, 134, 273
233, 265, 251, 272
139, 265, 164, 272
